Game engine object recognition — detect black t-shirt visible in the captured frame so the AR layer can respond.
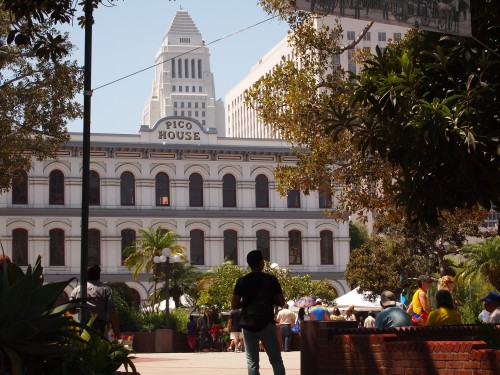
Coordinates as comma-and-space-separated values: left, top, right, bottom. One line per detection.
229, 309, 242, 332
233, 271, 283, 325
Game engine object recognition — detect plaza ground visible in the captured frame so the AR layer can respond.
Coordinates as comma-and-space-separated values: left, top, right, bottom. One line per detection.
117, 351, 300, 375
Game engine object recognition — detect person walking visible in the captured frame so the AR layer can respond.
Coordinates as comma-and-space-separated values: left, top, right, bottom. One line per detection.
228, 308, 244, 352
198, 306, 215, 351
276, 303, 295, 352
309, 299, 330, 321
70, 264, 121, 338
187, 315, 198, 352
232, 250, 286, 375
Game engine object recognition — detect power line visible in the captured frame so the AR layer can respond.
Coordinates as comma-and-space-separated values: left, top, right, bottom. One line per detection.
92, 15, 279, 92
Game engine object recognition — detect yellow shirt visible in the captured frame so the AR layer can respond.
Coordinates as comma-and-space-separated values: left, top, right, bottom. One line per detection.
426, 307, 462, 326
412, 288, 428, 315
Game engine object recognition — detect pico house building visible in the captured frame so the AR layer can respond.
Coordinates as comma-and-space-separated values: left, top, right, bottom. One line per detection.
0, 9, 351, 303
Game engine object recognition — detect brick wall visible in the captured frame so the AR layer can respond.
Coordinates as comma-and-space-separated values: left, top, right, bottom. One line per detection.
301, 322, 500, 375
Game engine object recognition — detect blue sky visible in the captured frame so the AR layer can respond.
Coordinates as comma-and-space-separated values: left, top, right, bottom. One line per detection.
65, 0, 289, 134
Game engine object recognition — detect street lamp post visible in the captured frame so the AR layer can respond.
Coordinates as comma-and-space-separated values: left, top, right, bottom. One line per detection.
153, 248, 181, 328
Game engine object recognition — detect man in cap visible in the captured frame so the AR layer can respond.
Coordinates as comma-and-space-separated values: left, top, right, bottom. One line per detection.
375, 291, 412, 328
481, 291, 500, 324
309, 298, 330, 321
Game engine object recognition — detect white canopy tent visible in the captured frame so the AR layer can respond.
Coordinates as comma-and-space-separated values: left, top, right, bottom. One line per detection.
334, 287, 383, 312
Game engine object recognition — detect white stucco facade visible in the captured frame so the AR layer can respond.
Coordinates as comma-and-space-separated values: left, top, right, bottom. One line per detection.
0, 9, 352, 303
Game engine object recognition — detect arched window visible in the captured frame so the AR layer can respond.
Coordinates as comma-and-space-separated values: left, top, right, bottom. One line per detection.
89, 170, 100, 205
121, 229, 136, 264
256, 229, 270, 262
288, 230, 302, 265
155, 173, 170, 206
12, 169, 28, 204
190, 229, 204, 265
320, 230, 334, 265
120, 171, 135, 206
49, 228, 65, 266
88, 229, 101, 265
287, 188, 301, 208
189, 173, 203, 207
319, 184, 332, 208
49, 169, 64, 205
255, 174, 269, 208
222, 174, 236, 207
224, 229, 238, 264
12, 228, 28, 266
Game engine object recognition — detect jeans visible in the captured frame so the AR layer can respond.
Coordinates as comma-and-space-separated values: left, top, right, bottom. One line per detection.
242, 323, 285, 375
279, 324, 292, 352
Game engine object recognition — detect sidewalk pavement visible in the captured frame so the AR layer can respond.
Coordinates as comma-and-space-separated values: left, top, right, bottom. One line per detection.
118, 351, 300, 375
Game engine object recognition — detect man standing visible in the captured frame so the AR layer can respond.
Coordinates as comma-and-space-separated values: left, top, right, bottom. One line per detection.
375, 291, 412, 328
481, 292, 500, 324
309, 299, 330, 321
364, 311, 376, 328
70, 264, 120, 338
198, 306, 215, 351
410, 275, 431, 324
276, 304, 295, 352
232, 250, 286, 375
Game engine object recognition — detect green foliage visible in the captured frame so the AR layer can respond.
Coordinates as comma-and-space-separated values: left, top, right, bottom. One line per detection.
0, 10, 83, 192
456, 236, 500, 291
113, 293, 141, 333
108, 281, 137, 308
0, 253, 136, 374
349, 221, 369, 250
169, 308, 190, 333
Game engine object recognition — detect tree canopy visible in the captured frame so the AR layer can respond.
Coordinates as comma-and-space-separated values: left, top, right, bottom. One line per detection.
253, 0, 500, 225
0, 9, 82, 191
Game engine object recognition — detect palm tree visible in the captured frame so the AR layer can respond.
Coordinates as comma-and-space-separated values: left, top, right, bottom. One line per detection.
156, 261, 203, 308
123, 225, 185, 305
456, 236, 500, 291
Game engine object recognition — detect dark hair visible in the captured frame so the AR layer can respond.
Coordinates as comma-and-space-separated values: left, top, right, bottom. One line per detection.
435, 289, 454, 310
87, 264, 101, 281
247, 250, 264, 269
333, 308, 341, 316
298, 307, 305, 320
417, 275, 431, 288
283, 303, 289, 309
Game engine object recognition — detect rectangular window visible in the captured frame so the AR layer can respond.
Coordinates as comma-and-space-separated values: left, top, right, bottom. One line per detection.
347, 50, 357, 74
188, 111, 192, 116
378, 32, 386, 42
192, 86, 196, 92
202, 111, 205, 117
363, 32, 371, 41
174, 110, 178, 116
179, 86, 182, 92
172, 85, 176, 92
195, 111, 199, 117
186, 86, 189, 92
181, 102, 184, 108
181, 111, 185, 116
199, 86, 202, 92
347, 31, 355, 41
195, 102, 199, 108
394, 33, 402, 41
188, 102, 191, 108
174, 102, 178, 108
202, 103, 205, 108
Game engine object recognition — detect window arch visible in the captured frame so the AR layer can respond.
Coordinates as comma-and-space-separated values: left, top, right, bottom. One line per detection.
190, 229, 204, 265
120, 171, 135, 206
223, 229, 238, 263
320, 230, 334, 265
287, 188, 300, 208
89, 170, 100, 205
155, 172, 170, 206
256, 229, 270, 262
288, 230, 302, 265
255, 174, 269, 208
49, 169, 64, 205
189, 173, 203, 207
121, 229, 136, 264
49, 228, 65, 266
319, 184, 332, 208
222, 174, 236, 207
12, 228, 28, 266
88, 229, 101, 265
12, 169, 28, 204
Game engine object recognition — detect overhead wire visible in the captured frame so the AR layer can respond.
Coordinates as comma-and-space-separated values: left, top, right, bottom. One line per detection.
92, 14, 279, 92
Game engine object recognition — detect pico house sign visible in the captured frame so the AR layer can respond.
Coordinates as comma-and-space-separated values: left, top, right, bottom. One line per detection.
140, 116, 217, 144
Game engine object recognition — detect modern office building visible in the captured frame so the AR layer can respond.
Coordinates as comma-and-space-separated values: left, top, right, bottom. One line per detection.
225, 16, 409, 139
0, 9, 351, 303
